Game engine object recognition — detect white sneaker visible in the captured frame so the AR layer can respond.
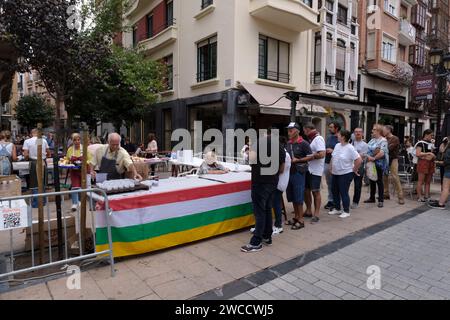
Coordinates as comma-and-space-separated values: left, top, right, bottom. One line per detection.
351, 203, 358, 209
328, 209, 342, 215
250, 227, 255, 233
272, 226, 283, 235
71, 204, 78, 212
339, 212, 351, 219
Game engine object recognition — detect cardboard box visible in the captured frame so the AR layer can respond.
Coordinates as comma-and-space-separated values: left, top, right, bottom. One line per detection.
24, 216, 76, 251
0, 175, 22, 199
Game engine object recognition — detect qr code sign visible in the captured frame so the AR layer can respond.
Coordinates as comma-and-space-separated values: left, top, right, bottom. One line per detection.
0, 201, 28, 231
3, 211, 21, 229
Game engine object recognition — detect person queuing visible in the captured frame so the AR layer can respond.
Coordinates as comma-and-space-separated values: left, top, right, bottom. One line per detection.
285, 123, 313, 230
324, 122, 341, 210
23, 128, 51, 208
64, 133, 93, 211
351, 128, 368, 209
0, 131, 17, 176
241, 129, 285, 253
303, 123, 326, 224
415, 129, 436, 202
272, 136, 291, 235
429, 135, 450, 209
383, 125, 405, 205
365, 124, 389, 208
437, 137, 449, 191
328, 130, 362, 218
198, 151, 230, 175
90, 133, 142, 181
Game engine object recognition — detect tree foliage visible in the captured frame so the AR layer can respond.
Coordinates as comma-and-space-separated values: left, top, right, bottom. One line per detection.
0, 0, 165, 132
15, 94, 55, 130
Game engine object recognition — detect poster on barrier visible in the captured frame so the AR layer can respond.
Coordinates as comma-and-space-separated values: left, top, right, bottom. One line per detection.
0, 200, 29, 231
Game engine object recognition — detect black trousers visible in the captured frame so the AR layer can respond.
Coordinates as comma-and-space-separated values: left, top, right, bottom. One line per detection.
250, 183, 277, 246
369, 165, 384, 202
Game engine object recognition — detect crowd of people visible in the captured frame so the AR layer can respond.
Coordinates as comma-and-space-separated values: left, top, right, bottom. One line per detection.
242, 122, 450, 253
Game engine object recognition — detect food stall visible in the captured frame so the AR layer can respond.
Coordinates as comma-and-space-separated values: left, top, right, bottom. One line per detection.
93, 171, 253, 258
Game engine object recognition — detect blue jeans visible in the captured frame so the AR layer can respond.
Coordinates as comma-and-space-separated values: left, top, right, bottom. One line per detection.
324, 163, 333, 203
332, 173, 354, 213
250, 183, 277, 246
31, 188, 47, 208
286, 171, 306, 205
272, 190, 283, 228
71, 188, 80, 205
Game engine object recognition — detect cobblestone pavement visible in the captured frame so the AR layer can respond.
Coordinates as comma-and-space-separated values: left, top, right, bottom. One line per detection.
233, 209, 450, 300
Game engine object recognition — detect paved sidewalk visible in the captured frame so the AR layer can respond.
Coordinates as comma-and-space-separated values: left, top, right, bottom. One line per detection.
0, 183, 443, 300
233, 209, 450, 300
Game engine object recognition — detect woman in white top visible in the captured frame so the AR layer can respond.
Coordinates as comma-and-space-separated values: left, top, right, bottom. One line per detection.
146, 133, 158, 176
329, 130, 362, 219
0, 131, 17, 175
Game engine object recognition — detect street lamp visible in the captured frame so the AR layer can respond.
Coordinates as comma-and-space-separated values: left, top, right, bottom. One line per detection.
285, 91, 301, 123
429, 48, 450, 146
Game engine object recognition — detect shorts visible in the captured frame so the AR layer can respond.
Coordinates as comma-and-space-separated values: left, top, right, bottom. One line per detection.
444, 171, 450, 179
417, 159, 435, 175
286, 171, 306, 205
305, 172, 322, 192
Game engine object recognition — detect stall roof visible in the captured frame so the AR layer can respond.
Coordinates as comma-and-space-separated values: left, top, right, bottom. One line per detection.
238, 82, 424, 119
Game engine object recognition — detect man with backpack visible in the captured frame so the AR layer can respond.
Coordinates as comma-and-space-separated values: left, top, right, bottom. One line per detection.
0, 131, 17, 175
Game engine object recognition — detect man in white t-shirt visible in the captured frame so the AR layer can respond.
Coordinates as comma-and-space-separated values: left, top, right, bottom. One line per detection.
303, 123, 326, 223
23, 128, 51, 208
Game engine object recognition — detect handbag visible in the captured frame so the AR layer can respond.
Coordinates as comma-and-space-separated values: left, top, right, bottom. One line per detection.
366, 161, 378, 181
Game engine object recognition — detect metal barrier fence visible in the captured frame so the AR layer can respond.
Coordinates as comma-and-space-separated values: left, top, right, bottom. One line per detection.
0, 188, 115, 282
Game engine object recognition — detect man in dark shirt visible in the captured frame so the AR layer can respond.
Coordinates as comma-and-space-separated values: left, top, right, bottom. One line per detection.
123, 138, 137, 154
324, 122, 341, 209
383, 125, 404, 204
241, 129, 285, 253
285, 123, 313, 230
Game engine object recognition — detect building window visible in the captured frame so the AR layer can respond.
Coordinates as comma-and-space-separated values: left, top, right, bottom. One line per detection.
409, 42, 425, 67
326, 13, 333, 24
411, 2, 426, 29
382, 36, 396, 63
166, 0, 174, 26
147, 14, 153, 38
384, 0, 396, 16
326, 0, 333, 11
163, 109, 172, 151
348, 80, 355, 91
258, 34, 290, 84
325, 71, 332, 85
303, 0, 313, 7
132, 26, 138, 47
197, 35, 217, 82
163, 55, 173, 90
351, 17, 357, 34
314, 32, 321, 74
336, 69, 345, 91
201, 0, 213, 9
337, 5, 348, 24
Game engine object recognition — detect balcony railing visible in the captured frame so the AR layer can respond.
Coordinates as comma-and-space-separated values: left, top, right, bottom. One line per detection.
258, 69, 290, 84
398, 19, 416, 46
138, 20, 177, 54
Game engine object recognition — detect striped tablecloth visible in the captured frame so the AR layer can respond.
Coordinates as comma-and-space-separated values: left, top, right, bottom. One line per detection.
95, 173, 253, 258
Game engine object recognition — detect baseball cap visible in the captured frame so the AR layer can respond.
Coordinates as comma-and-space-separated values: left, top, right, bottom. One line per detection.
286, 122, 301, 130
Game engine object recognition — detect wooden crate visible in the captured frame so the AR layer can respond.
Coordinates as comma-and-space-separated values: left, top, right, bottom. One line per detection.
0, 175, 22, 199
